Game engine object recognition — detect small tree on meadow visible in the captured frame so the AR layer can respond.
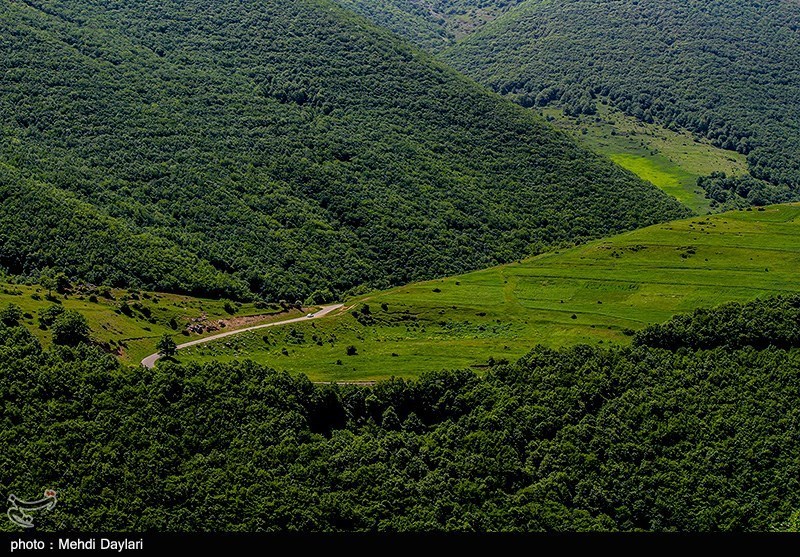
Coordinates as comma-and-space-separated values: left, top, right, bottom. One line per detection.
40, 274, 56, 298
54, 273, 72, 294
0, 303, 23, 326
156, 333, 177, 358
38, 304, 65, 329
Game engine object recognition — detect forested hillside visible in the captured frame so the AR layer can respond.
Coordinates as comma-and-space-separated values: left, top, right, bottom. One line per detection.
2, 297, 799, 531
0, 0, 685, 302
441, 0, 800, 192
333, 0, 524, 50
0, 165, 242, 297
634, 296, 800, 351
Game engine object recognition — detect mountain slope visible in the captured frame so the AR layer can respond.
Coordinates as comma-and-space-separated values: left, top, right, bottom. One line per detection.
441, 0, 800, 192
0, 163, 244, 297
332, 0, 452, 52
0, 0, 686, 300
333, 0, 525, 51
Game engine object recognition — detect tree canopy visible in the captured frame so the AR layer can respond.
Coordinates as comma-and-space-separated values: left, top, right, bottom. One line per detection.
440, 0, 800, 192
333, 0, 525, 51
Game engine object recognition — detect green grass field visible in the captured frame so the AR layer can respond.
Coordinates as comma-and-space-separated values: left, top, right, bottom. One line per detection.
541, 104, 749, 213
0, 285, 289, 365
173, 204, 800, 381
3, 205, 796, 381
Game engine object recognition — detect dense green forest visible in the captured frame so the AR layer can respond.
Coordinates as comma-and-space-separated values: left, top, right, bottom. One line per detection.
2, 297, 799, 531
333, 0, 524, 51
0, 0, 685, 302
332, 0, 452, 51
3, 0, 799, 536
0, 165, 244, 298
695, 172, 796, 211
440, 0, 800, 193
634, 295, 800, 351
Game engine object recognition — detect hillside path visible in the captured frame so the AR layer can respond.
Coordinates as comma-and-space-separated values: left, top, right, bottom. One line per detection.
141, 304, 344, 369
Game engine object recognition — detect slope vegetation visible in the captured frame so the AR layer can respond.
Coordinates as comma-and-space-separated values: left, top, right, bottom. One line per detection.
176, 204, 800, 380
334, 0, 525, 50
540, 104, 750, 213
0, 279, 295, 365
442, 0, 800, 192
0, 0, 684, 301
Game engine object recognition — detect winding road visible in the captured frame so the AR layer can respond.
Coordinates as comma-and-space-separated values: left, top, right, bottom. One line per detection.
140, 304, 345, 369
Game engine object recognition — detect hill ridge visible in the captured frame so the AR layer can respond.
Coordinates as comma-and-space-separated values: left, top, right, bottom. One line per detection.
0, 0, 687, 300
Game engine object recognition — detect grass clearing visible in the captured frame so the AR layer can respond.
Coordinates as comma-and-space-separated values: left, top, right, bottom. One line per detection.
3, 204, 796, 381
541, 104, 749, 213
0, 285, 289, 364
174, 204, 800, 381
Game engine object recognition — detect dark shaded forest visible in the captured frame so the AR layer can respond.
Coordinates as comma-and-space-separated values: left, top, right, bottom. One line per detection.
695, 172, 796, 211
0, 0, 685, 301
440, 0, 800, 192
2, 297, 799, 531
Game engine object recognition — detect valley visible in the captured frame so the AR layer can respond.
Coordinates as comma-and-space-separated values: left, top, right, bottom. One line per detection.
539, 104, 750, 213
0, 0, 684, 302
3, 0, 800, 534
440, 0, 800, 197
333, 0, 526, 50
5, 204, 797, 383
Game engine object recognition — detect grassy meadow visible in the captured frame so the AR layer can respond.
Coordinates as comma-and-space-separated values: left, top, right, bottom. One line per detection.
173, 204, 800, 381
3, 204, 797, 382
0, 285, 287, 365
541, 104, 749, 213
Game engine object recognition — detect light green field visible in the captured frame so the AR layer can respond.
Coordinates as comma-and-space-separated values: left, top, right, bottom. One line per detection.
173, 204, 800, 381
541, 104, 749, 213
0, 285, 287, 364
608, 153, 698, 208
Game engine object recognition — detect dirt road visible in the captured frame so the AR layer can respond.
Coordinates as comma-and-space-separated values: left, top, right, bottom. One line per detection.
140, 304, 344, 369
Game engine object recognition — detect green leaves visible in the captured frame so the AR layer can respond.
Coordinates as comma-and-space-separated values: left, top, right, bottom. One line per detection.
50, 309, 90, 346
634, 295, 800, 350
156, 333, 177, 358
0, 303, 22, 326
441, 0, 800, 192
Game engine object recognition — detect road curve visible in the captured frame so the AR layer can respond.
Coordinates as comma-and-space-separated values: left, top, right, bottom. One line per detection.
141, 304, 345, 369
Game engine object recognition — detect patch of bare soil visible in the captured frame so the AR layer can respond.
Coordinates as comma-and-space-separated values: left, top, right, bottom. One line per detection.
185, 308, 307, 336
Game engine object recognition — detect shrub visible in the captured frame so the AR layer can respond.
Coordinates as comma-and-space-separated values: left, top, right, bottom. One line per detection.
51, 310, 90, 346
38, 304, 65, 328
0, 304, 23, 326
156, 334, 177, 357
